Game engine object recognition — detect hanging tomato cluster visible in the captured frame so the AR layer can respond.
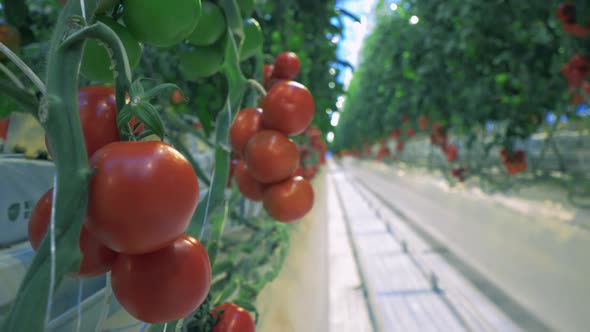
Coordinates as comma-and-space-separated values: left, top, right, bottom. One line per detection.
28, 86, 211, 323
500, 148, 528, 175
557, 3, 590, 108
556, 2, 590, 37
562, 54, 590, 105
229, 52, 315, 223
293, 125, 327, 180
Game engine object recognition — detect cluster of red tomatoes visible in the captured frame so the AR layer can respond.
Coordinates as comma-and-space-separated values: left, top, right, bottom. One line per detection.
556, 3, 590, 37
562, 54, 590, 106
229, 52, 316, 223
500, 148, 527, 175
427, 121, 459, 163
294, 126, 327, 180
29, 87, 212, 323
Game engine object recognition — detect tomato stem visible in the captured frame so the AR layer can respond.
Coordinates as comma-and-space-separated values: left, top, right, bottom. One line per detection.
1, 1, 100, 331
0, 78, 39, 118
0, 61, 25, 88
0, 41, 46, 93
246, 78, 267, 98
59, 21, 133, 112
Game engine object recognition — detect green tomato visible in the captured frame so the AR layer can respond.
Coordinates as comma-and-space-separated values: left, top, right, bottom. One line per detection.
80, 16, 143, 82
123, 0, 201, 48
240, 18, 262, 61
186, 1, 225, 46
237, 0, 255, 18
179, 41, 225, 80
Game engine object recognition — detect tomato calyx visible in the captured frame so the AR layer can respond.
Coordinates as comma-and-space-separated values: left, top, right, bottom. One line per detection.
118, 80, 180, 140
185, 295, 219, 331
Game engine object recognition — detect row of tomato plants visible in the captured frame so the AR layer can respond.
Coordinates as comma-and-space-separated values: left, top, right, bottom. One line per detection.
0, 0, 327, 331
333, 1, 590, 206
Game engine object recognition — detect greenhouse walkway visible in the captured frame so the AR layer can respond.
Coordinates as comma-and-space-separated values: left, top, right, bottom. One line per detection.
327, 160, 523, 332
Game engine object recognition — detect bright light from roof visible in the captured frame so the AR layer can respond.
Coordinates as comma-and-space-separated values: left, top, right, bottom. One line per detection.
410, 16, 419, 24
328, 82, 336, 89
327, 132, 335, 143
331, 35, 340, 43
331, 112, 341, 126
390, 3, 398, 11
336, 95, 345, 109
329, 68, 336, 75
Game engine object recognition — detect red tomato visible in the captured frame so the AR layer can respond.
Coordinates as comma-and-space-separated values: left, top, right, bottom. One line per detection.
500, 149, 527, 175
556, 3, 576, 23
272, 52, 300, 80
263, 64, 274, 87
262, 81, 315, 136
0, 117, 9, 140
44, 87, 144, 158
45, 87, 118, 158
227, 157, 240, 188
451, 167, 467, 182
234, 160, 267, 201
0, 21, 20, 60
128, 116, 144, 135
305, 126, 322, 139
302, 165, 316, 180
563, 22, 590, 37
396, 141, 405, 152
293, 165, 304, 177
87, 141, 199, 254
407, 128, 415, 137
172, 89, 185, 104
245, 130, 299, 184
418, 115, 428, 131
446, 144, 458, 162
28, 189, 117, 277
264, 78, 287, 91
112, 235, 211, 323
229, 108, 264, 156
211, 303, 256, 332
389, 129, 401, 139
263, 176, 314, 223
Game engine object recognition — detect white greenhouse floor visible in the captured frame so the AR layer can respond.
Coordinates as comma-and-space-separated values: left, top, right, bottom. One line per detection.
326, 159, 545, 332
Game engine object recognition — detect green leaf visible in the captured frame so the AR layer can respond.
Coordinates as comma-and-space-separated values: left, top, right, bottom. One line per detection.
205, 202, 229, 266
117, 104, 133, 132
142, 83, 180, 101
133, 102, 165, 139
187, 98, 232, 235
213, 278, 239, 305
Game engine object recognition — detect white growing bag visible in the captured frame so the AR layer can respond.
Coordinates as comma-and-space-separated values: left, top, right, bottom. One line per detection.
0, 156, 55, 247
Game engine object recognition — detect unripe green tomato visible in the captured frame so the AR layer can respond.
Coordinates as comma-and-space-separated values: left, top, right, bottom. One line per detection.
187, 1, 225, 46
123, 0, 202, 48
240, 18, 262, 61
80, 16, 143, 82
179, 43, 225, 80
